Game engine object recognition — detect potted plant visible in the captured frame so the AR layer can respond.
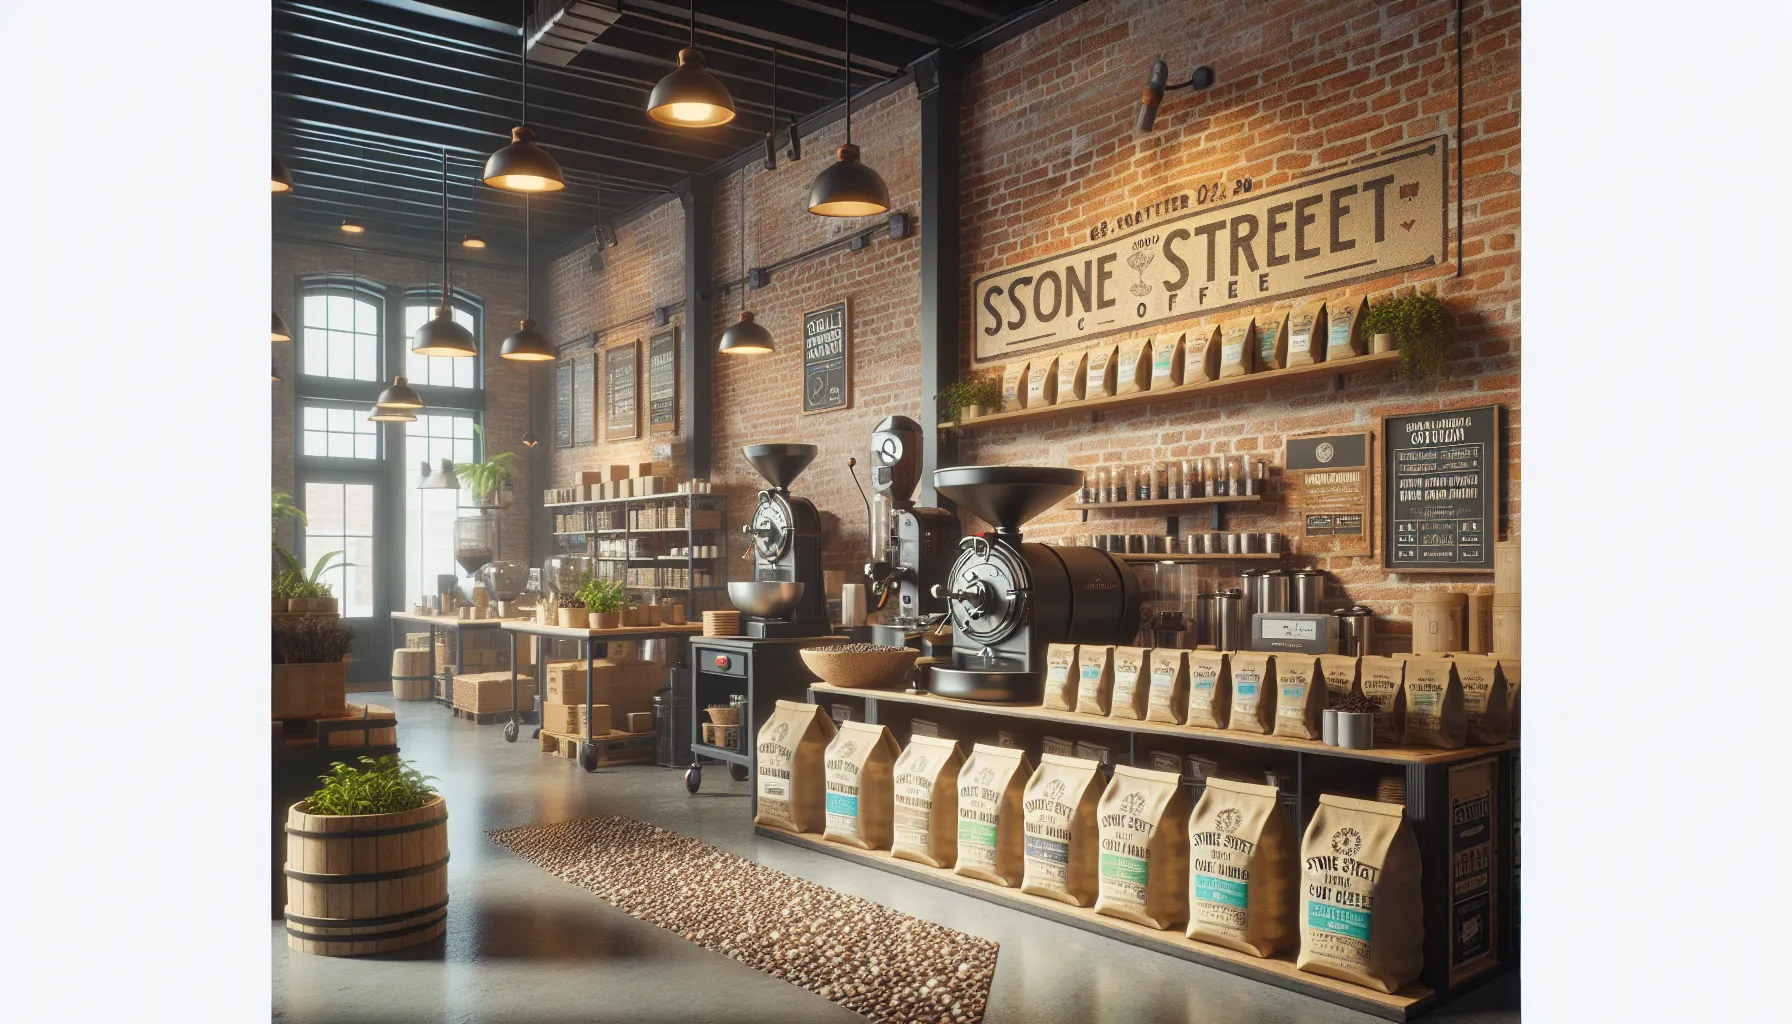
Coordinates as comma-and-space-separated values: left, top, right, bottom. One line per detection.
273, 616, 356, 718
938, 376, 1004, 424
456, 426, 521, 509
272, 488, 306, 612
1362, 292, 1455, 382
556, 588, 590, 630
580, 575, 627, 630
276, 549, 347, 615
284, 755, 447, 956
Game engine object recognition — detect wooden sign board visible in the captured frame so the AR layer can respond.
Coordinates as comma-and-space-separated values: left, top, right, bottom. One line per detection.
572, 351, 595, 446
1382, 405, 1500, 572
604, 339, 639, 441
553, 359, 573, 449
802, 300, 850, 413
647, 326, 678, 435
971, 138, 1449, 363
1286, 430, 1373, 556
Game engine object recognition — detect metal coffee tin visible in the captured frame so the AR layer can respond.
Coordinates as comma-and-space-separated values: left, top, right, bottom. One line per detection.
1264, 532, 1285, 554
1289, 569, 1327, 613
1239, 531, 1263, 554
1335, 604, 1376, 657
1212, 588, 1246, 651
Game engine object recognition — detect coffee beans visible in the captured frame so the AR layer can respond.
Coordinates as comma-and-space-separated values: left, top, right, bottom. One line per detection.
831, 643, 915, 654
1328, 693, 1381, 715
489, 816, 998, 1023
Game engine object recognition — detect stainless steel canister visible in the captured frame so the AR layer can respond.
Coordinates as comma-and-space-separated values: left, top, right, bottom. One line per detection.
1192, 592, 1217, 647
1224, 532, 1243, 554
1211, 589, 1246, 651
1245, 568, 1291, 622
1289, 569, 1327, 613
1239, 531, 1263, 554
1335, 605, 1376, 657
1264, 532, 1285, 554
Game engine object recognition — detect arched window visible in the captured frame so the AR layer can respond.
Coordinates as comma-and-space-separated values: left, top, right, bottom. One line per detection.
401, 287, 483, 389
298, 279, 384, 381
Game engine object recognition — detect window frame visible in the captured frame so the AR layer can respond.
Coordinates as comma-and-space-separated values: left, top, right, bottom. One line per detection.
295, 275, 387, 386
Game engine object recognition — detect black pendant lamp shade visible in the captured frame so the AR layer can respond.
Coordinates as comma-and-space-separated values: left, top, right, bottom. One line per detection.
521, 429, 540, 448
414, 151, 479, 358
717, 311, 773, 355
272, 310, 291, 342
375, 375, 424, 409
272, 154, 294, 193
501, 319, 555, 361
483, 126, 565, 193
368, 405, 417, 423
809, 0, 889, 218
647, 48, 736, 127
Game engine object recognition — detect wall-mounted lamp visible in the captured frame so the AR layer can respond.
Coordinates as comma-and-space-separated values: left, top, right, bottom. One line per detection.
1135, 60, 1216, 133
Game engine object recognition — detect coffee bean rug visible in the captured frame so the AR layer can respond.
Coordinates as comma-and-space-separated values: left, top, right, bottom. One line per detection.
488, 816, 997, 1024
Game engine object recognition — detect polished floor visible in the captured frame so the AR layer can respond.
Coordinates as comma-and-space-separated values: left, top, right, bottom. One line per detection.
272, 692, 1520, 1024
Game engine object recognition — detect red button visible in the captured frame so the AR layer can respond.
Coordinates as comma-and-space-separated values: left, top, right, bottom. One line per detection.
714, 655, 729, 669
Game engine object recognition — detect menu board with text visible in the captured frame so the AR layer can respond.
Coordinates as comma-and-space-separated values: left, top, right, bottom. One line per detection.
1287, 430, 1372, 556
647, 327, 678, 434
572, 352, 594, 446
1382, 405, 1500, 571
553, 360, 573, 448
802, 300, 849, 413
604, 339, 639, 440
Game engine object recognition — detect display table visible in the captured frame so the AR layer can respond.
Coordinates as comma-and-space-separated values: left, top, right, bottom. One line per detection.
795, 681, 1517, 1021
388, 611, 530, 706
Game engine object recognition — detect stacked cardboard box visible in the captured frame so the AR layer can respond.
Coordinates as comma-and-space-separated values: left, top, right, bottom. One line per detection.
452, 672, 536, 714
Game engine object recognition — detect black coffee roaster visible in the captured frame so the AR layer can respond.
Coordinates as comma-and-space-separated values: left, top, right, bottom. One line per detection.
736, 443, 830, 637
854, 415, 960, 647
929, 466, 1141, 702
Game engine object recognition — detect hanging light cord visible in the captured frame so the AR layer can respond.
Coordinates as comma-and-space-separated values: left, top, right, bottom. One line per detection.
737, 166, 747, 315
520, 0, 529, 124
843, 0, 852, 146
441, 149, 452, 309
688, 0, 696, 49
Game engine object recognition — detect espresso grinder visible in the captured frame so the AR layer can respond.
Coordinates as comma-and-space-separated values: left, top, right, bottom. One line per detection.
732, 443, 830, 638
929, 466, 1141, 702
850, 416, 960, 648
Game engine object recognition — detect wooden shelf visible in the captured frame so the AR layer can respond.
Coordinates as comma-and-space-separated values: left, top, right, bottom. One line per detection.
757, 826, 1437, 1022
808, 682, 1515, 766
542, 493, 720, 509
1113, 552, 1282, 563
940, 351, 1401, 432
1076, 494, 1263, 511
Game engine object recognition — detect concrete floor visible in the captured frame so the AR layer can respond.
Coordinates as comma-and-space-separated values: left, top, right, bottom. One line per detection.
273, 693, 1520, 1024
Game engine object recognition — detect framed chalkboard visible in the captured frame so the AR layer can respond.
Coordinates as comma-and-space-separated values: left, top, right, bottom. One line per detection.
604, 339, 639, 440
553, 360, 573, 448
1381, 405, 1500, 572
801, 300, 849, 413
572, 351, 595, 446
647, 326, 678, 435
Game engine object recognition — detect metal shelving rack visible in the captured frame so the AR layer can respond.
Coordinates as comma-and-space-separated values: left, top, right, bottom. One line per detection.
545, 492, 729, 616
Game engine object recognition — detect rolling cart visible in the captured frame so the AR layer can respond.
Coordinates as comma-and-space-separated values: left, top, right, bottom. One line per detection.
684, 634, 846, 796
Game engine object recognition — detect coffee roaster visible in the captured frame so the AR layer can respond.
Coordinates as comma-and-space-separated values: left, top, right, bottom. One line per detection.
733, 444, 830, 637
851, 416, 959, 648
928, 466, 1141, 702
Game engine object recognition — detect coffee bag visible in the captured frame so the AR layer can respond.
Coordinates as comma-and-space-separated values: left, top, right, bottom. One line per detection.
1319, 654, 1362, 702
1326, 296, 1367, 361
1057, 349, 1089, 402
1185, 650, 1231, 729
753, 700, 838, 834
1273, 655, 1327, 740
1095, 766, 1192, 930
891, 735, 965, 868
822, 721, 902, 850
1026, 355, 1060, 407
1298, 794, 1424, 993
1041, 643, 1079, 711
1256, 309, 1291, 371
1184, 324, 1221, 383
1187, 778, 1298, 957
1491, 654, 1520, 737
1074, 645, 1115, 716
1144, 648, 1189, 724
955, 744, 1033, 886
1227, 652, 1277, 735
1218, 315, 1257, 378
1109, 646, 1152, 720
1150, 332, 1186, 389
1086, 344, 1119, 398
1358, 656, 1408, 746
1116, 337, 1153, 394
1021, 754, 1106, 906
1286, 300, 1327, 366
1451, 654, 1511, 745
1402, 656, 1466, 749
1001, 360, 1030, 411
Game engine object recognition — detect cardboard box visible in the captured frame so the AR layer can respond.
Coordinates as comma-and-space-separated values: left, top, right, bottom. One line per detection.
635, 461, 672, 478
626, 711, 653, 733
452, 672, 536, 714
578, 471, 604, 486
542, 701, 611, 737
546, 658, 661, 714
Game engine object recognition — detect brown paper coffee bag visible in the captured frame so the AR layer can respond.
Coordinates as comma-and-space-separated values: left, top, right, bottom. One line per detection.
1187, 778, 1298, 957
1026, 355, 1060, 407
1109, 646, 1152, 720
1218, 315, 1257, 378
1490, 654, 1520, 737
1286, 300, 1328, 366
1041, 643, 1079, 711
1001, 360, 1030, 411
1085, 344, 1119, 398
822, 721, 902, 850
1150, 332, 1186, 389
1021, 754, 1106, 906
1298, 794, 1425, 993
1402, 656, 1466, 749
1075, 645, 1115, 716
1115, 337, 1153, 394
955, 744, 1033, 887
1256, 309, 1290, 371
1451, 654, 1511, 745
891, 735, 965, 868
1227, 652, 1277, 735
1273, 655, 1327, 740
1145, 648, 1189, 724
1184, 324, 1220, 383
1326, 296, 1367, 361
1095, 766, 1192, 930
1319, 654, 1362, 702
1358, 656, 1408, 746
1057, 349, 1089, 402
1186, 650, 1231, 730
754, 700, 839, 834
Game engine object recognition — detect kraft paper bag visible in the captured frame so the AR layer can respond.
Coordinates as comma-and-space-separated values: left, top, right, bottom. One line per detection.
1144, 648, 1189, 724
1057, 348, 1089, 402
1094, 766, 1192, 930
1227, 652, 1277, 735
1490, 654, 1520, 737
1041, 643, 1079, 712
1150, 332, 1186, 389
1318, 654, 1362, 702
1286, 300, 1328, 366
1116, 337, 1153, 394
1358, 656, 1408, 746
1184, 324, 1221, 383
822, 721, 902, 850
1298, 795, 1424, 994
1187, 778, 1298, 957
1074, 645, 1115, 716
1108, 646, 1152, 720
1451, 654, 1511, 745
1027, 356, 1060, 407
891, 735, 965, 868
955, 744, 1033, 887
1402, 656, 1466, 749
1256, 309, 1291, 371
1086, 344, 1119, 398
1002, 360, 1031, 410
1021, 754, 1106, 906
1185, 650, 1231, 730
753, 700, 838, 834
1326, 296, 1367, 361
1272, 655, 1327, 740
1218, 315, 1257, 379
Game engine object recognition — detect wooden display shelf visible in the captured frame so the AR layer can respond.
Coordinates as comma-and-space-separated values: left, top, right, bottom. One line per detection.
1076, 494, 1263, 511
543, 493, 719, 509
757, 826, 1436, 1021
808, 682, 1515, 766
940, 352, 1401, 432
1113, 552, 1282, 563
500, 620, 705, 640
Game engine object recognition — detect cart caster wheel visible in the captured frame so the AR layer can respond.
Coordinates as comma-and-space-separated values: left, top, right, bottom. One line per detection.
579, 741, 600, 773
729, 762, 749, 782
503, 717, 520, 743
684, 767, 702, 794
531, 727, 541, 740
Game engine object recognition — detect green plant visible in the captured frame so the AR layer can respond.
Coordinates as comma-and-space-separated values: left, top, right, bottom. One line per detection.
938, 376, 1004, 420
273, 548, 346, 598
273, 616, 356, 664
555, 588, 585, 609
577, 574, 627, 614
304, 755, 438, 816
272, 488, 306, 542
1363, 292, 1454, 383
455, 425, 521, 503
272, 570, 308, 599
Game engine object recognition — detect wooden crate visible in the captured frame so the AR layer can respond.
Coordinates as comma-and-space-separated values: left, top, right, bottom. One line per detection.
273, 660, 349, 719
278, 703, 396, 752
701, 722, 740, 749
626, 712, 653, 733
541, 701, 611, 737
539, 729, 654, 765
451, 672, 536, 714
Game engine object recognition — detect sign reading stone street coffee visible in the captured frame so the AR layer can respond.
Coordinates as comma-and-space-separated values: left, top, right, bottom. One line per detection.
553, 359, 573, 448
1287, 430, 1372, 556
972, 138, 1448, 363
604, 339, 638, 441
1382, 405, 1500, 571
647, 326, 678, 434
802, 300, 849, 413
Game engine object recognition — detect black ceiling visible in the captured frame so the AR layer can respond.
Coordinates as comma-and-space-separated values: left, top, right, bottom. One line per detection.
273, 0, 1058, 262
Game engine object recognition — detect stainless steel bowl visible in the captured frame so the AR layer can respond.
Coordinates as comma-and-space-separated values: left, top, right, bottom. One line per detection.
727, 581, 806, 618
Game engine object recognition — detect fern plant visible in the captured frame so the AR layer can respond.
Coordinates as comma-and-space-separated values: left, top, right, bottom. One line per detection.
456, 425, 521, 505
273, 548, 346, 598
304, 755, 438, 816
938, 376, 1004, 420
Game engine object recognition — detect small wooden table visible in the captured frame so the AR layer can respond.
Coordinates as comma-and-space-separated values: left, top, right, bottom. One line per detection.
388, 611, 529, 705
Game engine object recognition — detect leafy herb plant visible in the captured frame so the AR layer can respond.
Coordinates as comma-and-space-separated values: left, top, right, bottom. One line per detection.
1362, 292, 1455, 383
304, 755, 438, 816
938, 376, 1004, 420
456, 425, 521, 505
577, 573, 627, 613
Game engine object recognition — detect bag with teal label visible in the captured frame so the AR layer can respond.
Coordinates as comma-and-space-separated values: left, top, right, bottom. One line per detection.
1187, 778, 1297, 957
1185, 650, 1231, 730
1297, 794, 1424, 993
954, 744, 1032, 886
1272, 655, 1327, 740
821, 721, 901, 850
1093, 765, 1191, 930
1226, 652, 1277, 735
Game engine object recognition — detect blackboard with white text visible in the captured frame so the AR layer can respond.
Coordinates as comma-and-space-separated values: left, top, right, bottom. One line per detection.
802, 301, 849, 413
1382, 405, 1499, 571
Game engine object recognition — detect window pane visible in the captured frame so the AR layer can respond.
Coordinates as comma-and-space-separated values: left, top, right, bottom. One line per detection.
326, 331, 354, 378
454, 439, 474, 464
408, 350, 428, 381
354, 338, 377, 382
303, 294, 326, 327
453, 417, 474, 439
354, 434, 377, 460
327, 294, 354, 327
345, 485, 373, 535
453, 355, 474, 389
353, 299, 376, 335
327, 408, 351, 432
327, 433, 352, 459
303, 431, 326, 457
302, 329, 327, 377
305, 483, 343, 532
303, 407, 324, 430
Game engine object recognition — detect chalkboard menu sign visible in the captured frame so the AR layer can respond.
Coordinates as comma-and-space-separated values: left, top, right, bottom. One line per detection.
1287, 430, 1372, 556
802, 300, 849, 413
1382, 405, 1500, 571
647, 327, 678, 435
604, 339, 639, 440
553, 360, 573, 448
572, 352, 595, 446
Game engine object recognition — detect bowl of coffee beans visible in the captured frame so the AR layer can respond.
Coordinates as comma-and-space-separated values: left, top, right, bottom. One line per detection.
800, 643, 919, 689
1325, 693, 1382, 749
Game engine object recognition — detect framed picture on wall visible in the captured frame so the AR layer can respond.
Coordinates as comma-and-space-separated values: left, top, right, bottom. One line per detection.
647, 326, 678, 435
801, 300, 849, 414
604, 338, 639, 441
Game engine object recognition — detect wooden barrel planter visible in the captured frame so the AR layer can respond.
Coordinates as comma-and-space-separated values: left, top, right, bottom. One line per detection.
283, 796, 449, 956
390, 648, 433, 701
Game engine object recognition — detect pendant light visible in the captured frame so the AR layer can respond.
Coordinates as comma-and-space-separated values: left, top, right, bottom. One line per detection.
483, 4, 565, 193
272, 360, 283, 383
647, 0, 736, 127
808, 0, 889, 218
368, 405, 417, 423
413, 150, 479, 357
272, 154, 294, 193
500, 194, 555, 361
375, 375, 424, 409
521, 429, 540, 448
461, 234, 486, 249
419, 459, 461, 490
717, 170, 772, 355
272, 311, 291, 342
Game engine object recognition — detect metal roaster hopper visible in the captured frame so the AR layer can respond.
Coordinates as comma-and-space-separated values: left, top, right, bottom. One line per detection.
852, 415, 960, 647
929, 466, 1141, 702
733, 443, 831, 638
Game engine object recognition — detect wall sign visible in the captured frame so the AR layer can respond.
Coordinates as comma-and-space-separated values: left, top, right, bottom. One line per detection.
1448, 757, 1500, 983
802, 300, 850, 413
971, 138, 1449, 363
572, 351, 595, 446
1286, 430, 1372, 556
604, 339, 639, 441
553, 360, 573, 448
647, 326, 679, 434
1382, 405, 1500, 572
